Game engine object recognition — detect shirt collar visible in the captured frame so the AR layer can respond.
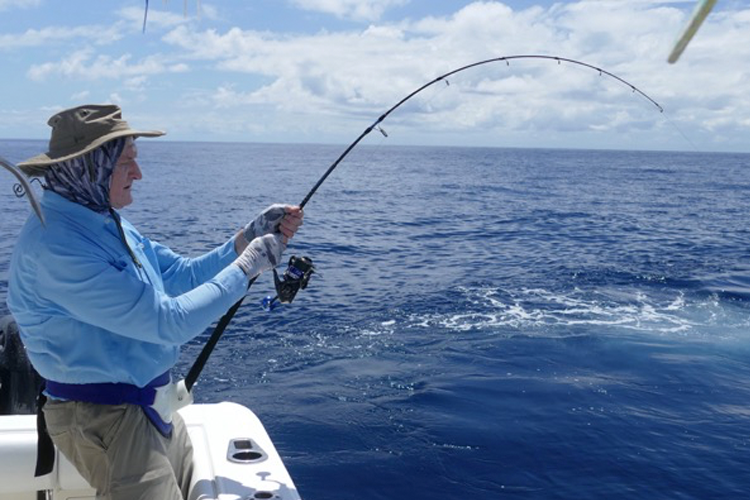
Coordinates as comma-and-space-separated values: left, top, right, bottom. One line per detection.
41, 190, 115, 230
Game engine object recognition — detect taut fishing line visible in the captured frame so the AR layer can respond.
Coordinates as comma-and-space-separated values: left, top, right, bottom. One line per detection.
182, 54, 669, 392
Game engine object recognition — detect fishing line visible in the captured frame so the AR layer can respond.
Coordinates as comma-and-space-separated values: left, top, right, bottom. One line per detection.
184, 53, 667, 392
663, 114, 701, 152
142, 0, 201, 33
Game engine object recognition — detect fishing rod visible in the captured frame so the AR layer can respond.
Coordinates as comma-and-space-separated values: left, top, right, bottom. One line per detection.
1, 157, 45, 226
184, 54, 664, 392
299, 54, 662, 208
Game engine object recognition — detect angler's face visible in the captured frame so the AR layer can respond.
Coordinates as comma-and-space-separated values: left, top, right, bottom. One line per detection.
109, 139, 141, 209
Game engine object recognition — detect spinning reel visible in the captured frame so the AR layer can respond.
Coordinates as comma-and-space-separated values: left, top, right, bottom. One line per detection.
262, 255, 315, 311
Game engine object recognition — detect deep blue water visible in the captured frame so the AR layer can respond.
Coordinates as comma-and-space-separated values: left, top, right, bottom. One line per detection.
2, 140, 750, 499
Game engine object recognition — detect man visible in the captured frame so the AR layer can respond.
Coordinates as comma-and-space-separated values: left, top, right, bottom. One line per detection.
7, 104, 303, 499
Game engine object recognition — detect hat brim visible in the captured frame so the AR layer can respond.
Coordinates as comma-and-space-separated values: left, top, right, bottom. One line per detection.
18, 129, 165, 177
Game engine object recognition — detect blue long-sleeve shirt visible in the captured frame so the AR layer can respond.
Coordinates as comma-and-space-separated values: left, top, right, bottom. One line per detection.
7, 191, 248, 387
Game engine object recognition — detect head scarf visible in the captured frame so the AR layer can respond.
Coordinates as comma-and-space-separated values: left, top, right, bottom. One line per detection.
43, 137, 127, 213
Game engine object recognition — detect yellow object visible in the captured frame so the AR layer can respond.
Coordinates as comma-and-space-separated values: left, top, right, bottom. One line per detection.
668, 0, 717, 63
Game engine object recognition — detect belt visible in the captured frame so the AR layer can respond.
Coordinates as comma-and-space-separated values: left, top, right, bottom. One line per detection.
45, 372, 175, 437
46, 372, 174, 438
35, 372, 178, 477
45, 372, 169, 406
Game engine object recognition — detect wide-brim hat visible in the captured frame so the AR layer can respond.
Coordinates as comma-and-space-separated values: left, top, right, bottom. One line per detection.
18, 104, 165, 177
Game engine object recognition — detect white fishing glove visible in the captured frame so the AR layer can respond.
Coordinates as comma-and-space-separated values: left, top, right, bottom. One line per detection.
233, 233, 285, 279
244, 204, 287, 242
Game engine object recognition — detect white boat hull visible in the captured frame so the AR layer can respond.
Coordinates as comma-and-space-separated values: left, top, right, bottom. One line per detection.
0, 401, 301, 500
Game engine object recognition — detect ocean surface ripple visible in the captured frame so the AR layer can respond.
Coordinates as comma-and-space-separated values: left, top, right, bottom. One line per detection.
2, 141, 750, 499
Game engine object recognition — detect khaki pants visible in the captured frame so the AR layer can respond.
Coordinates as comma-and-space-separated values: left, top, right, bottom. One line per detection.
43, 399, 194, 500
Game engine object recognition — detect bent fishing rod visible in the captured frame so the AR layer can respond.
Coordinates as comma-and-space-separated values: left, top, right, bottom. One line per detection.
184, 54, 664, 391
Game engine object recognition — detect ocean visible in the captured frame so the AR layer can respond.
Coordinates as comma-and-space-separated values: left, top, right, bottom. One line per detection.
2, 140, 750, 499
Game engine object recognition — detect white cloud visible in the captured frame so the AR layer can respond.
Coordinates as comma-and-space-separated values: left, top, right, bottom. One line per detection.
156, 1, 750, 149
117, 5, 191, 32
289, 0, 409, 21
26, 49, 189, 81
0, 24, 122, 50
6, 1, 750, 150
0, 0, 40, 11
162, 5, 664, 114
70, 90, 90, 101
124, 75, 149, 91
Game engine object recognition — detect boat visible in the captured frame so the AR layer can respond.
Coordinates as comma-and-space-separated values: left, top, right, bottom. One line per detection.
0, 315, 302, 500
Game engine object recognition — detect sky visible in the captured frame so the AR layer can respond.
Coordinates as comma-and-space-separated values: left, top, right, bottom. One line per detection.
1, 0, 749, 152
